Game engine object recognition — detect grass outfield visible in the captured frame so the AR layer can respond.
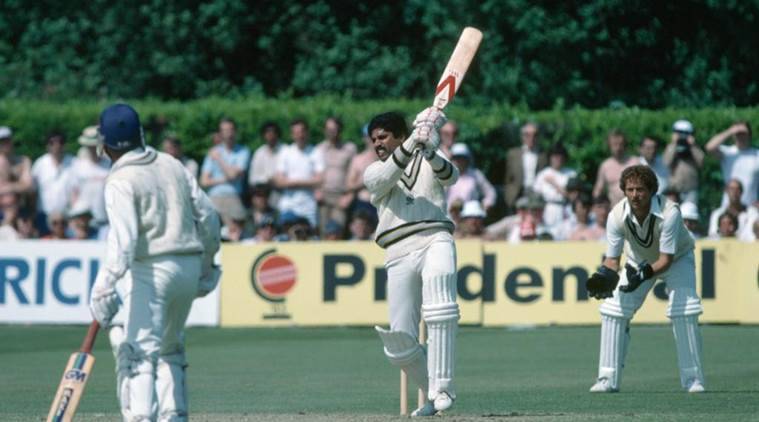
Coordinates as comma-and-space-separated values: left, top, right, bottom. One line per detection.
2, 325, 757, 421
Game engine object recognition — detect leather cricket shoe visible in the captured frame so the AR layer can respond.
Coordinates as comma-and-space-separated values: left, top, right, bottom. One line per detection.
433, 391, 455, 412
686, 379, 705, 393
410, 401, 436, 417
589, 378, 619, 393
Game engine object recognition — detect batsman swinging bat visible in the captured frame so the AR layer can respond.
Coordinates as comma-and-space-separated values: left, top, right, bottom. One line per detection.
46, 321, 100, 422
432, 27, 483, 110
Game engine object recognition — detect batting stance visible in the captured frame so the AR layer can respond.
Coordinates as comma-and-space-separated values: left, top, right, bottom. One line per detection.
585, 165, 705, 393
89, 103, 221, 421
365, 109, 460, 416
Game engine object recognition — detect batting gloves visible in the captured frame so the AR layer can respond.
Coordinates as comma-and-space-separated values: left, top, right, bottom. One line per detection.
621, 262, 654, 293
413, 107, 447, 130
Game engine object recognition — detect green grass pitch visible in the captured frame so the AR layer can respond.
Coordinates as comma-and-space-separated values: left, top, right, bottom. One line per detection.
2, 324, 757, 421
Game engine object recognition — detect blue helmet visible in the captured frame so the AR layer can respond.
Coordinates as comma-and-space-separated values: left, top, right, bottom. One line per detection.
98, 103, 144, 151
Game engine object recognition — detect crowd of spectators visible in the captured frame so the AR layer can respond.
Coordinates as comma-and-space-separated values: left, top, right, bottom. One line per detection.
0, 115, 757, 244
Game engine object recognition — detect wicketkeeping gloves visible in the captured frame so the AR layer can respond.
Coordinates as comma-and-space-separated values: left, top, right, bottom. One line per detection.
621, 261, 654, 293
585, 265, 620, 299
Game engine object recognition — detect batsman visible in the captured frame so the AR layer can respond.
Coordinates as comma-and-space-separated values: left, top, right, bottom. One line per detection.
365, 109, 460, 416
585, 165, 705, 393
88, 103, 221, 421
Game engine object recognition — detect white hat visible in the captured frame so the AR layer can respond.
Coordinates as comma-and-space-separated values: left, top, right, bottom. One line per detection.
673, 119, 694, 134
680, 201, 699, 220
0, 126, 12, 139
450, 143, 471, 158
78, 126, 100, 146
460, 200, 486, 218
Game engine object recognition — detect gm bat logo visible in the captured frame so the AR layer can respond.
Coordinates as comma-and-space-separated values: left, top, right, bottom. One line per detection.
54, 388, 74, 417
64, 369, 87, 383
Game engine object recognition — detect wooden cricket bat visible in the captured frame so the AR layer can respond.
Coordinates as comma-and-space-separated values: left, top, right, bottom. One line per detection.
432, 27, 483, 110
46, 321, 100, 422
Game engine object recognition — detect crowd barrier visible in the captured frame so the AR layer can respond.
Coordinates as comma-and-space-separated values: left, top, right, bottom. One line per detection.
1, 240, 756, 327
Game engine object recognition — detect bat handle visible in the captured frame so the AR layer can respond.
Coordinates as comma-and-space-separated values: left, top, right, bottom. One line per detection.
80, 321, 100, 353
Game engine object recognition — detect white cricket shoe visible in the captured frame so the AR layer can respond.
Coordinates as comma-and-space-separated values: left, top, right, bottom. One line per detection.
108, 324, 125, 358
410, 401, 436, 417
686, 379, 705, 393
589, 379, 619, 393
433, 391, 454, 412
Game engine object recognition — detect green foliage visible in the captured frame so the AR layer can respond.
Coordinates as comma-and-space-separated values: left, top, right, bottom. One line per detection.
2, 1, 759, 108
1, 98, 756, 216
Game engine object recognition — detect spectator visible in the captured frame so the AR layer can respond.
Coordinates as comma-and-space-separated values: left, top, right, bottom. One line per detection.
221, 207, 252, 242
67, 204, 98, 240
533, 143, 577, 231
162, 136, 199, 178
251, 214, 277, 243
589, 195, 611, 241
315, 116, 356, 236
323, 220, 344, 241
248, 121, 283, 208
455, 200, 486, 239
593, 129, 639, 206
661, 187, 681, 204
707, 179, 751, 237
249, 183, 278, 228
447, 143, 496, 215
70, 126, 110, 225
705, 121, 759, 207
638, 136, 669, 194
713, 212, 739, 239
0, 126, 35, 211
43, 211, 68, 240
344, 124, 378, 213
568, 193, 606, 241
680, 201, 702, 240
32, 132, 75, 217
559, 177, 588, 230
200, 117, 251, 224
439, 121, 458, 158
274, 119, 324, 228
348, 208, 377, 241
501, 195, 550, 243
275, 210, 315, 241
0, 201, 19, 240
663, 119, 704, 203
503, 122, 548, 214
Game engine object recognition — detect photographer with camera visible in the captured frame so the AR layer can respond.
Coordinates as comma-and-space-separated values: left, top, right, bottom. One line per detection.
663, 120, 704, 204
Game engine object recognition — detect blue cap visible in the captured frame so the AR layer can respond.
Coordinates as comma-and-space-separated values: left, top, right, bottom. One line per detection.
99, 103, 143, 151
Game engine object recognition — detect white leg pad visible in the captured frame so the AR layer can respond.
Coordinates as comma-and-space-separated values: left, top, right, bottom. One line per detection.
595, 314, 629, 391
375, 326, 428, 395
116, 342, 155, 421
671, 315, 705, 389
156, 352, 189, 422
422, 274, 459, 402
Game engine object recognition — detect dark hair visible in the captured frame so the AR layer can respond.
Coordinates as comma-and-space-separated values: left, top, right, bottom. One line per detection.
736, 120, 752, 136
607, 128, 627, 144
573, 192, 593, 211
260, 121, 281, 137
290, 118, 308, 129
718, 212, 739, 230
727, 178, 744, 194
219, 117, 236, 127
163, 135, 181, 147
549, 142, 568, 159
368, 112, 408, 140
325, 116, 343, 131
640, 136, 661, 147
592, 194, 610, 206
46, 131, 66, 144
619, 164, 659, 193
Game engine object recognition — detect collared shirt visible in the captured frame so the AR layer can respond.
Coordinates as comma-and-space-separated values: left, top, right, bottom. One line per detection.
719, 145, 759, 205
201, 144, 251, 197
521, 146, 538, 188
248, 143, 282, 185
446, 167, 496, 211
31, 153, 74, 214
606, 195, 694, 265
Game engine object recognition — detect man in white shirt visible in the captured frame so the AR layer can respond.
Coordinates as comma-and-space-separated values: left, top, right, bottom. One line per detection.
533, 143, 577, 231
706, 121, 759, 206
70, 126, 112, 225
248, 121, 282, 187
585, 165, 705, 394
31, 132, 74, 216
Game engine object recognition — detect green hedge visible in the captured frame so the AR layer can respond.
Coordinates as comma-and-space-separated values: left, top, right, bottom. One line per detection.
2, 97, 757, 218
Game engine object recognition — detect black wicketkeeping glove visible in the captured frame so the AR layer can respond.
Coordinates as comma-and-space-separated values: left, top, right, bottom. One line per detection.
586, 265, 620, 299
621, 262, 654, 293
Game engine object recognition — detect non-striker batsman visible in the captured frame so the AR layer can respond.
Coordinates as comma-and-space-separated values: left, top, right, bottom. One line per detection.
89, 103, 221, 420
585, 164, 705, 393
365, 109, 460, 416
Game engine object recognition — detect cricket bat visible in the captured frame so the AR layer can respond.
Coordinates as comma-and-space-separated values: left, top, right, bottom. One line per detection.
432, 26, 483, 110
46, 321, 100, 422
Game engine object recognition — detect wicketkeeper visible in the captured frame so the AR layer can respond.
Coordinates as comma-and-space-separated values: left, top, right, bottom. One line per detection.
89, 103, 221, 421
365, 109, 460, 416
585, 165, 705, 393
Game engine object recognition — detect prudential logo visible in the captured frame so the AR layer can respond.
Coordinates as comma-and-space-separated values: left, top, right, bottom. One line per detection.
250, 249, 296, 320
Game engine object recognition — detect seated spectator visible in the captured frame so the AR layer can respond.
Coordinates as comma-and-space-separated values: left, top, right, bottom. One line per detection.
533, 143, 577, 231
555, 177, 588, 236
43, 212, 68, 239
344, 124, 378, 213
70, 126, 110, 225
251, 214, 278, 243
316, 116, 356, 236
162, 136, 199, 178
508, 195, 551, 243
0, 126, 35, 211
249, 183, 278, 228
200, 117, 251, 225
589, 195, 611, 240
322, 220, 344, 241
447, 143, 496, 215
248, 121, 283, 208
32, 132, 74, 218
707, 179, 750, 238
275, 210, 315, 242
439, 121, 459, 158
67, 204, 98, 240
638, 136, 669, 194
348, 208, 377, 241
455, 200, 486, 239
664, 119, 704, 203
705, 120, 759, 207
0, 201, 18, 240
15, 208, 38, 239
593, 129, 639, 206
567, 193, 605, 241
274, 119, 324, 228
679, 202, 702, 239
221, 207, 252, 242
739, 205, 759, 241
712, 212, 739, 239
485, 197, 526, 240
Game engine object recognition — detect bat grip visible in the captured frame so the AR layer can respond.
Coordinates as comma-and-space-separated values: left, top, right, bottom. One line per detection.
80, 321, 100, 353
